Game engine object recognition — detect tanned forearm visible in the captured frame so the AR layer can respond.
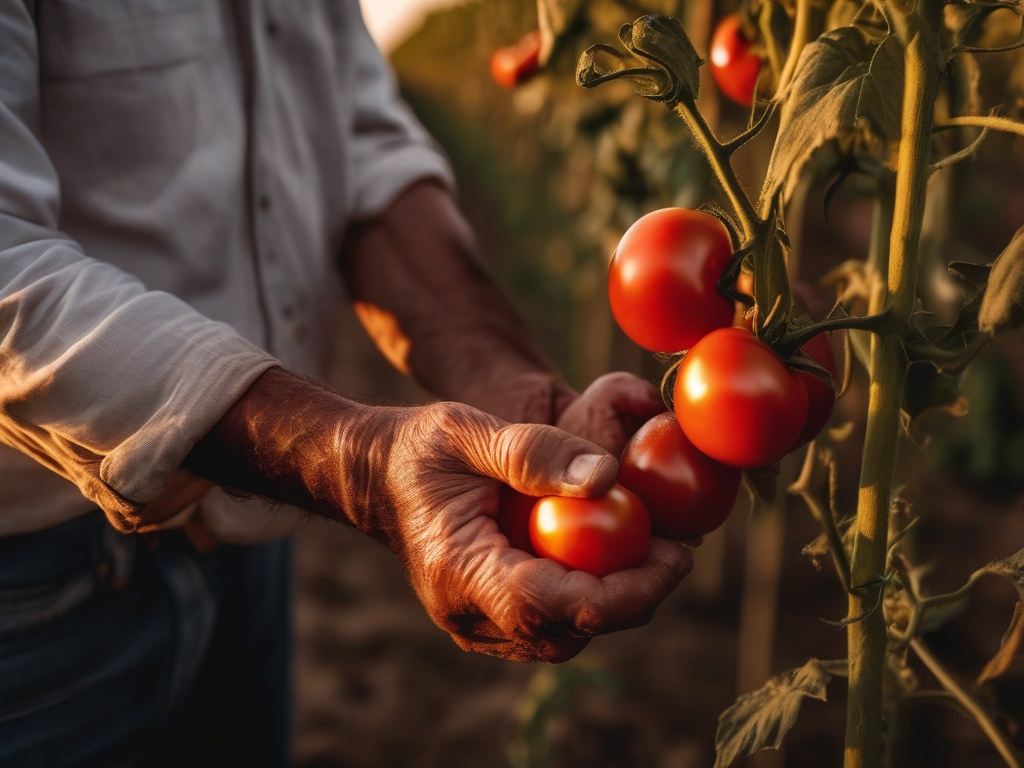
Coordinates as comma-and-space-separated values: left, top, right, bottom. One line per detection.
181, 366, 390, 532
342, 181, 578, 424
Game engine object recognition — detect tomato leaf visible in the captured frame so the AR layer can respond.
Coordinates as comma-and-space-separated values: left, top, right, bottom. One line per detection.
976, 601, 1024, 687
978, 548, 1024, 600
577, 15, 702, 105
714, 659, 833, 768
536, 0, 586, 63
979, 226, 1024, 334
901, 362, 968, 438
761, 26, 904, 206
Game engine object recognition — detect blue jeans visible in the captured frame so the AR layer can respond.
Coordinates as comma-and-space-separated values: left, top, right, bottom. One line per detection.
0, 512, 293, 768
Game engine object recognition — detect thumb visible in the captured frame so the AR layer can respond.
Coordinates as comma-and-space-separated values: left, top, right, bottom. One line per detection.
476, 422, 618, 498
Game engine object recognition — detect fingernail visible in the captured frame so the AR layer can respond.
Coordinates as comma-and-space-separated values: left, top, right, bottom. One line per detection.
563, 453, 608, 487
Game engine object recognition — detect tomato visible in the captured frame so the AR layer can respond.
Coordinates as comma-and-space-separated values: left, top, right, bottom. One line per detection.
619, 412, 741, 539
498, 488, 537, 554
709, 14, 762, 107
673, 327, 808, 468
529, 484, 650, 577
792, 331, 838, 448
490, 30, 542, 89
608, 208, 735, 353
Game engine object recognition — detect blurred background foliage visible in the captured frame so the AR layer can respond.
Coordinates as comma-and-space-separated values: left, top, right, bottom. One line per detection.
388, 0, 730, 390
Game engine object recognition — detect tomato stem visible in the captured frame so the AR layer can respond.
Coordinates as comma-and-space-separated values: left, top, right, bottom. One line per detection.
843, 6, 941, 768
672, 101, 761, 242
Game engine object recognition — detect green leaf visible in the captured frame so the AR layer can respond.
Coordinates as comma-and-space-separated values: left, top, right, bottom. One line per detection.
714, 659, 833, 768
761, 26, 904, 206
978, 226, 1024, 334
577, 15, 702, 105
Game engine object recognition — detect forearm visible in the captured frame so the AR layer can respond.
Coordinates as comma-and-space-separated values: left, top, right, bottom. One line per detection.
181, 367, 387, 533
342, 182, 577, 423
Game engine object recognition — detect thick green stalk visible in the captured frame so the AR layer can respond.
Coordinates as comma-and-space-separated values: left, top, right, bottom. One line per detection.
844, 8, 939, 768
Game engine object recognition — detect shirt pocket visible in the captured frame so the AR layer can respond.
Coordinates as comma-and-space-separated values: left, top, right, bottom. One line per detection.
37, 0, 222, 79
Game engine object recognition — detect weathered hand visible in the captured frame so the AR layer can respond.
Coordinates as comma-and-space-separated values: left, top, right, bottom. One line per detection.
555, 372, 666, 456
348, 401, 692, 662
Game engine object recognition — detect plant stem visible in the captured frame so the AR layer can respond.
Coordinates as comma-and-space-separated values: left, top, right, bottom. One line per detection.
911, 639, 1023, 768
935, 114, 1024, 138
673, 103, 761, 241
844, 9, 939, 768
777, 0, 816, 94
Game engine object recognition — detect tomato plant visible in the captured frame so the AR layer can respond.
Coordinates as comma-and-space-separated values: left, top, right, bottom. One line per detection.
618, 412, 741, 539
490, 30, 542, 89
529, 484, 650, 577
708, 14, 762, 108
608, 208, 735, 353
673, 327, 808, 468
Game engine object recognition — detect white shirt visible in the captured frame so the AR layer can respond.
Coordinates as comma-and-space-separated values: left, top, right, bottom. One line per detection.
0, 0, 454, 538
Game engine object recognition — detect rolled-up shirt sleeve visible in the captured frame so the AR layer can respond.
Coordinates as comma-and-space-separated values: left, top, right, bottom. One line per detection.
0, 5, 278, 529
346, 8, 456, 220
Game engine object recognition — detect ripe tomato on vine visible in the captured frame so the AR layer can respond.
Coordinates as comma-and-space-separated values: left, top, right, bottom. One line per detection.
490, 30, 542, 89
619, 412, 741, 539
674, 327, 809, 469
608, 208, 735, 353
709, 14, 762, 107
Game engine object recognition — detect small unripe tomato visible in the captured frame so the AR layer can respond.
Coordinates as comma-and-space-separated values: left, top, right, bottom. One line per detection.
529, 484, 651, 577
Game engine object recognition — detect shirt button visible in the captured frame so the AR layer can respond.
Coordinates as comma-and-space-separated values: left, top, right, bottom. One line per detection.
282, 304, 295, 320
258, 194, 271, 211
266, 19, 279, 37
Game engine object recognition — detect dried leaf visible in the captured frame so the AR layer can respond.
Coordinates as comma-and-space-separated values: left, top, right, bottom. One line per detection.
978, 226, 1024, 334
979, 548, 1024, 599
714, 660, 832, 768
761, 26, 904, 206
577, 15, 702, 105
901, 361, 968, 431
977, 601, 1024, 687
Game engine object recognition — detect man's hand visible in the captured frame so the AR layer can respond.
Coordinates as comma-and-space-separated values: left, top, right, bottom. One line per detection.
555, 372, 666, 456
183, 368, 692, 662
351, 400, 691, 662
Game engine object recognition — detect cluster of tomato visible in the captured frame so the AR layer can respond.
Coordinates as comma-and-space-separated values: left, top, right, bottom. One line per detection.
499, 208, 837, 578
492, 17, 819, 577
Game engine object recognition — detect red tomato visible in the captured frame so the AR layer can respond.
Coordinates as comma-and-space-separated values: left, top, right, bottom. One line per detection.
792, 331, 837, 448
490, 30, 542, 89
673, 327, 808, 468
619, 412, 741, 539
609, 208, 735, 353
529, 484, 650, 577
709, 14, 762, 107
498, 488, 537, 554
